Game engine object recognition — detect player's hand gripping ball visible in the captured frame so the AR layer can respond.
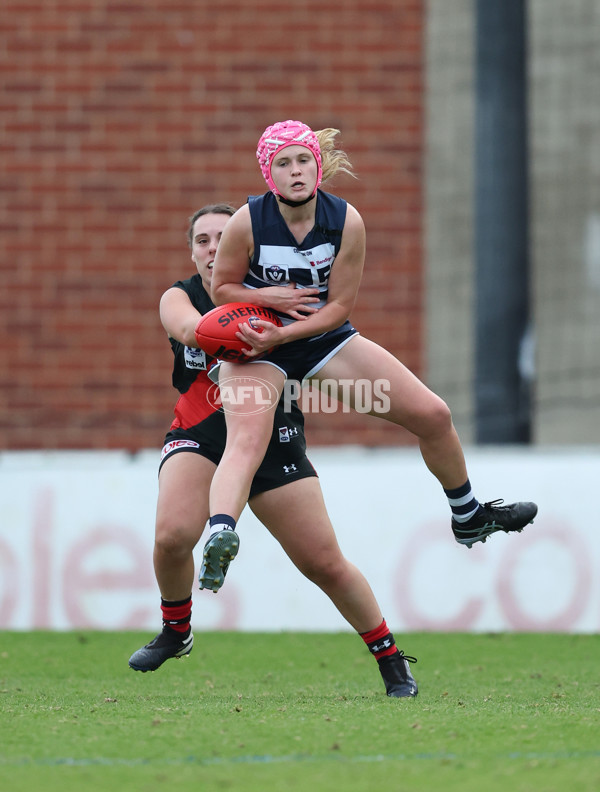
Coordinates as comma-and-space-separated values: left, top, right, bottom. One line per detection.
194, 302, 283, 361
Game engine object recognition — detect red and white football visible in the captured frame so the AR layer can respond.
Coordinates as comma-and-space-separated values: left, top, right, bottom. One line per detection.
194, 302, 283, 361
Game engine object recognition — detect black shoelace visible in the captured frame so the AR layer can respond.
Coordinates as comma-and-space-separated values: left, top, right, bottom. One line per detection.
482, 498, 505, 510
398, 650, 417, 664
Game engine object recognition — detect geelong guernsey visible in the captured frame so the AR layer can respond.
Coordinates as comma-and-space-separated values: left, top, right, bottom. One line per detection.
244, 190, 347, 325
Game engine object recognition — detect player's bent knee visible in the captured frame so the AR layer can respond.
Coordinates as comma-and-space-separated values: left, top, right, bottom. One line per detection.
154, 524, 197, 558
226, 422, 273, 459
422, 396, 453, 436
297, 554, 347, 587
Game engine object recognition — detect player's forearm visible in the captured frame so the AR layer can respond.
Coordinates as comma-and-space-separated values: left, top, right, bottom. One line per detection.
278, 300, 351, 343
210, 280, 252, 307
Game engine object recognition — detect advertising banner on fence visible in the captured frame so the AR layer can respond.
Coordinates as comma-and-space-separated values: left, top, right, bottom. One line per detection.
0, 447, 598, 633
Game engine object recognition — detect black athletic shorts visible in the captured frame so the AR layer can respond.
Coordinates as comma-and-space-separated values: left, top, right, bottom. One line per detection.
158, 405, 317, 498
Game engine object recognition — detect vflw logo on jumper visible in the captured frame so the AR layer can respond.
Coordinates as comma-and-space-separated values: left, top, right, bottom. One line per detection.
265, 265, 285, 282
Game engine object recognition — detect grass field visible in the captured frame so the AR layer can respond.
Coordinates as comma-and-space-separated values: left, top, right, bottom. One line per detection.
0, 631, 598, 792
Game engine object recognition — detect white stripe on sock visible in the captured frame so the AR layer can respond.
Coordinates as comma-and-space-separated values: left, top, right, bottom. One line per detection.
452, 504, 480, 523
447, 492, 476, 507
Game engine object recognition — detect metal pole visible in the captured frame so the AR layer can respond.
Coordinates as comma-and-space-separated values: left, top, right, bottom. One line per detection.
474, 0, 532, 443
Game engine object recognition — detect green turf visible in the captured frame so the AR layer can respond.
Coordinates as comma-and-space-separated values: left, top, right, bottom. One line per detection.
0, 631, 598, 791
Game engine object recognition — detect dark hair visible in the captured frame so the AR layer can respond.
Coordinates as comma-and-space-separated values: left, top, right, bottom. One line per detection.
187, 203, 236, 248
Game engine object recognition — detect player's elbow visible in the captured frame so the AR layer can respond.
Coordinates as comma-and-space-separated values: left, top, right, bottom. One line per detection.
210, 281, 228, 306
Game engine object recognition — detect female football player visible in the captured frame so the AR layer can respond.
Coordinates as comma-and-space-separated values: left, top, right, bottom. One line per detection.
205, 120, 537, 576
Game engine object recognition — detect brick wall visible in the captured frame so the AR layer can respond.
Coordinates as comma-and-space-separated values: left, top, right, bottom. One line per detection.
1, 0, 425, 450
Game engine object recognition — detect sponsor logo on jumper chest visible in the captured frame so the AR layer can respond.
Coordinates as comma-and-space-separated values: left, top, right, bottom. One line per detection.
184, 346, 207, 370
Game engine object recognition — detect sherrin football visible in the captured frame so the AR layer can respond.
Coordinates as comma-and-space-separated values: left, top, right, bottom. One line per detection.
194, 302, 283, 361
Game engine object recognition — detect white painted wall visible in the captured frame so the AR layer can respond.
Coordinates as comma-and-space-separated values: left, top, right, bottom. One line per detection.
1, 447, 597, 633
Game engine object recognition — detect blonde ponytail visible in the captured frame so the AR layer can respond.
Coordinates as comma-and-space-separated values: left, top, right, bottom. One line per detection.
315, 128, 356, 183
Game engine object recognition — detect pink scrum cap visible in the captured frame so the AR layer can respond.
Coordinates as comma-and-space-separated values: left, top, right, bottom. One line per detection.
256, 120, 323, 199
